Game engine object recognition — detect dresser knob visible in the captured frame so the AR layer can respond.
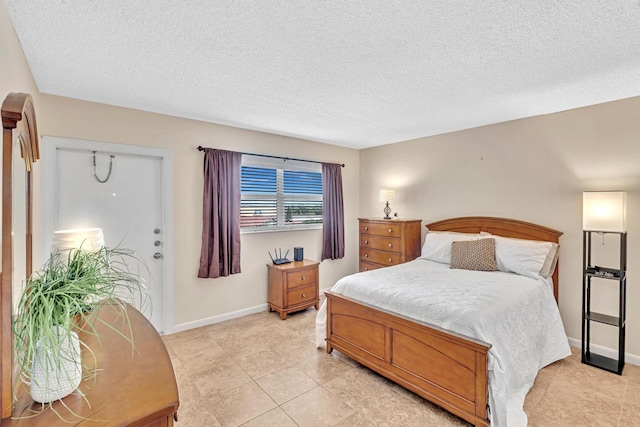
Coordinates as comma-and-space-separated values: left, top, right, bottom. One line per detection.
364, 254, 368, 257
302, 276, 306, 280
364, 267, 369, 271
364, 226, 368, 230
388, 228, 392, 233
302, 293, 306, 298
388, 243, 392, 248
388, 258, 392, 262
364, 240, 368, 244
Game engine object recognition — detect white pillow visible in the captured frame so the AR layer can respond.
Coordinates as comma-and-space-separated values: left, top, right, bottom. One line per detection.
539, 245, 560, 278
420, 231, 477, 264
480, 233, 555, 279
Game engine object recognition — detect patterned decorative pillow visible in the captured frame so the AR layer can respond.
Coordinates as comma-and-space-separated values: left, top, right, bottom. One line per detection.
450, 238, 498, 271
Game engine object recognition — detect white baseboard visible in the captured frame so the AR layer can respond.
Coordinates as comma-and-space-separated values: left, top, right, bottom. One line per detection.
170, 303, 269, 334
568, 337, 640, 367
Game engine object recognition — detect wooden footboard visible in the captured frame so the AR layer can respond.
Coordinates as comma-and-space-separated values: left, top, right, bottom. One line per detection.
325, 291, 491, 427
324, 216, 562, 426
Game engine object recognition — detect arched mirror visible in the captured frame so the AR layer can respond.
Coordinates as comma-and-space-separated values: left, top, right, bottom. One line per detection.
1, 92, 40, 419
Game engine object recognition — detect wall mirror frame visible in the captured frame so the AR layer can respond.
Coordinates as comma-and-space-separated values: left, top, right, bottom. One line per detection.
1, 92, 40, 419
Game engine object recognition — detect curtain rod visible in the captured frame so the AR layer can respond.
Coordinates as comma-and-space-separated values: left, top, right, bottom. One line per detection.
197, 146, 345, 167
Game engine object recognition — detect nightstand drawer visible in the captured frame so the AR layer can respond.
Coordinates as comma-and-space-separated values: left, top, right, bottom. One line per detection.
359, 261, 384, 272
287, 283, 317, 306
287, 269, 317, 289
360, 249, 400, 266
360, 222, 401, 237
360, 235, 401, 252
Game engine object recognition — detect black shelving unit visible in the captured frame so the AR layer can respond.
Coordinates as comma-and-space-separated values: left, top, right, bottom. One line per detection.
581, 231, 627, 375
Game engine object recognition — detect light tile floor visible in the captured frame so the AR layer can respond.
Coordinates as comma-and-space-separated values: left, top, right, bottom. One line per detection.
162, 304, 640, 427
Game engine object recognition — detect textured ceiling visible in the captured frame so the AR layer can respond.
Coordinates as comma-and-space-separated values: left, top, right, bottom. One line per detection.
4, 1, 640, 149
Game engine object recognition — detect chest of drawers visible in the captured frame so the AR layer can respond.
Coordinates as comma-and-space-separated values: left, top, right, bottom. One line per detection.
359, 218, 422, 272
267, 259, 320, 320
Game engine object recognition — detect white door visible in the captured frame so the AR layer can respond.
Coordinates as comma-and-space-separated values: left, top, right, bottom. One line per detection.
41, 137, 174, 334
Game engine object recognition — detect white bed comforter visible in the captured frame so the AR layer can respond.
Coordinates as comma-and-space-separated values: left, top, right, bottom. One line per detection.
315, 259, 570, 427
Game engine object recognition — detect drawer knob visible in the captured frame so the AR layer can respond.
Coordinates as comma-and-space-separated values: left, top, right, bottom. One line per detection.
364, 240, 368, 244
364, 226, 368, 230
302, 293, 306, 298
388, 243, 392, 248
302, 276, 306, 280
388, 228, 392, 233
364, 254, 368, 257
388, 258, 392, 262
364, 267, 369, 271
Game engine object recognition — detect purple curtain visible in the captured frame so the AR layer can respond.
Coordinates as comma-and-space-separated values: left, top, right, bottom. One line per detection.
198, 148, 242, 278
321, 162, 345, 260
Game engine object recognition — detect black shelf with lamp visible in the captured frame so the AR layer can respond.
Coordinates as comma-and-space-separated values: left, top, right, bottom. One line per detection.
581, 191, 627, 375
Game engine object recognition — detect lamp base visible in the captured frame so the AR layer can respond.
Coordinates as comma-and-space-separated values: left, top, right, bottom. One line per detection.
383, 202, 391, 220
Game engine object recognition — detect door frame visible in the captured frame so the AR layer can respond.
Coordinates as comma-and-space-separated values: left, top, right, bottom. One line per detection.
40, 136, 175, 334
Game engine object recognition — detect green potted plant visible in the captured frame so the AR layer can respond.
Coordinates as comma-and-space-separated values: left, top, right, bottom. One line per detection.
12, 244, 149, 406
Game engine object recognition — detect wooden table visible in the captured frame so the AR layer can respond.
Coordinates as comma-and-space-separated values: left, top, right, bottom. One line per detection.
3, 303, 179, 426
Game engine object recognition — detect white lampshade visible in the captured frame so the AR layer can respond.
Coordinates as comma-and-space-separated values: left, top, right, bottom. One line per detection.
583, 192, 627, 232
379, 189, 396, 202
52, 228, 105, 253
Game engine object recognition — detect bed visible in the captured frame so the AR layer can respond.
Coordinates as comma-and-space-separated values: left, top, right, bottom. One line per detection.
316, 217, 571, 427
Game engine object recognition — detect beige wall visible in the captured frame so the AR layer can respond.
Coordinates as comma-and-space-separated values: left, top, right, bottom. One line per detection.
1, 2, 40, 308
37, 95, 360, 329
0, 2, 38, 103
359, 96, 640, 358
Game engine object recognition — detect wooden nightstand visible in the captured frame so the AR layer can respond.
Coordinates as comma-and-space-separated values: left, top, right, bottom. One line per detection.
359, 218, 422, 272
267, 259, 320, 320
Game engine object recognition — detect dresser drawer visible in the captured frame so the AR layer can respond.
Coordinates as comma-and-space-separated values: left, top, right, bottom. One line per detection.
287, 283, 317, 306
360, 249, 401, 266
360, 235, 401, 252
287, 269, 317, 289
360, 222, 401, 237
359, 261, 385, 272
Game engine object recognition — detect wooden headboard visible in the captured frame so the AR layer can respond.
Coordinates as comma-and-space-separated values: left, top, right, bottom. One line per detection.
425, 216, 563, 302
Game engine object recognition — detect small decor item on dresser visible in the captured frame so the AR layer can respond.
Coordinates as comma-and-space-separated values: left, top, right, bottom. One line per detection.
30, 325, 81, 403
294, 247, 304, 261
379, 189, 396, 220
269, 248, 291, 265
12, 230, 149, 411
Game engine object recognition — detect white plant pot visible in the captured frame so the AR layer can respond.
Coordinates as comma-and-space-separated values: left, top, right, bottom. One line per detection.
30, 325, 82, 403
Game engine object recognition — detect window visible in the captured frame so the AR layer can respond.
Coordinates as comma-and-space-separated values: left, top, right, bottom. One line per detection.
240, 157, 323, 232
